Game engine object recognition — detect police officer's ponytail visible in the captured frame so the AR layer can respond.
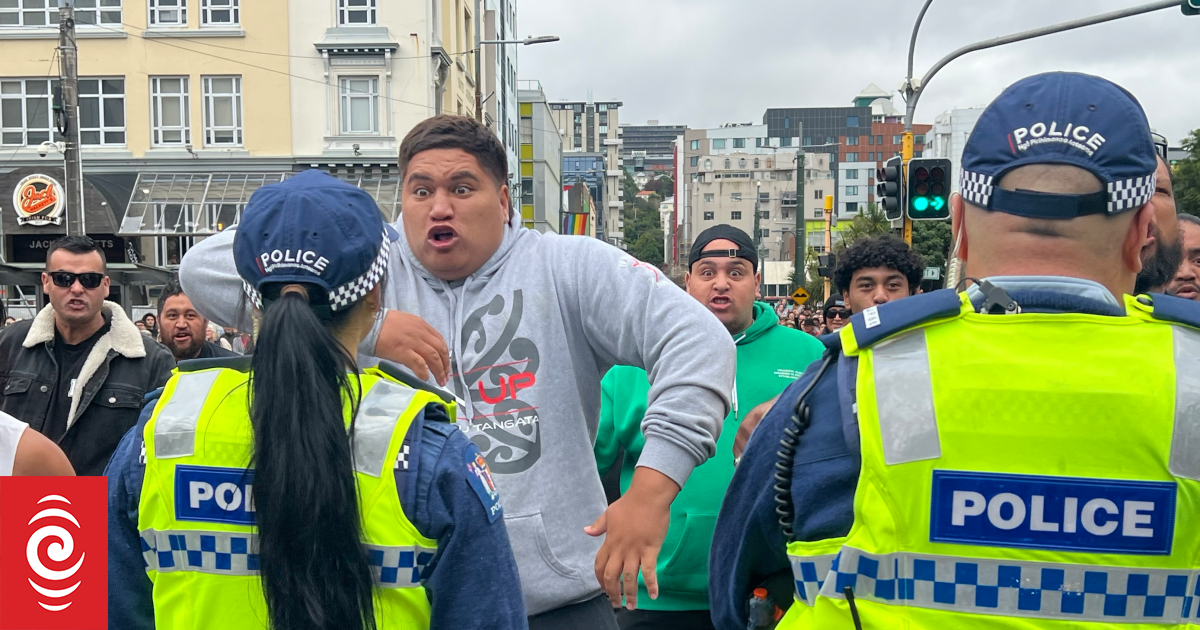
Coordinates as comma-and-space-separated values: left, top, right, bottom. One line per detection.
249, 289, 377, 630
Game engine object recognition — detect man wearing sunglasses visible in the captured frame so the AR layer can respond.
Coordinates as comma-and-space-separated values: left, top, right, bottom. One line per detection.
820, 295, 851, 334
0, 236, 174, 476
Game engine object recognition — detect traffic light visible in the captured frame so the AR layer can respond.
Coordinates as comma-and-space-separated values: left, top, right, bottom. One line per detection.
817, 253, 837, 278
877, 156, 904, 220
1185, 0, 1200, 16
906, 158, 952, 220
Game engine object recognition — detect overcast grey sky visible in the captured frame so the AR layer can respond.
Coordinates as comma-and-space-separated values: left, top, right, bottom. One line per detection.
517, 0, 1198, 145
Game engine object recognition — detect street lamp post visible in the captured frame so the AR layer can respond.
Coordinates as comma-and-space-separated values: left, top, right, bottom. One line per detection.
473, 26, 560, 123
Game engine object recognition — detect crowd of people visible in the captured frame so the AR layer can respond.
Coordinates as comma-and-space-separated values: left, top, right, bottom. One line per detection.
0, 69, 1196, 630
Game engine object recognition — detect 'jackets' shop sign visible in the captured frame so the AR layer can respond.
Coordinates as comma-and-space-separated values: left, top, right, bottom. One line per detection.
8, 234, 127, 264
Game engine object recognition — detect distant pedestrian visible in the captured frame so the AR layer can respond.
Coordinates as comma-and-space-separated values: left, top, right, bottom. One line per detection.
1168, 214, 1200, 300
157, 279, 237, 361
140, 313, 158, 339
832, 236, 925, 313
820, 295, 850, 334
0, 236, 174, 475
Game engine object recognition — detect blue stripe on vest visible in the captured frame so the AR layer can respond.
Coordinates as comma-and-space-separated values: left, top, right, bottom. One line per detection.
849, 289, 963, 349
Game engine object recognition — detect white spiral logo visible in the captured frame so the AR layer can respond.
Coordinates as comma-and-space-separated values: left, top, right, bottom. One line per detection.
26, 494, 85, 612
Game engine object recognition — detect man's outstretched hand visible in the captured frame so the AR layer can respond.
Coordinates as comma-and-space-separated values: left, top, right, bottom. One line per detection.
585, 467, 679, 610
374, 310, 451, 386
733, 396, 777, 460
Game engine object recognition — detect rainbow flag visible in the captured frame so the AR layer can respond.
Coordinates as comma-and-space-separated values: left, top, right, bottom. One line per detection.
562, 212, 591, 236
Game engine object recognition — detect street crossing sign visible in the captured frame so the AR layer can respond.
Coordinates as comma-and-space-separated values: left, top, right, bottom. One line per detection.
791, 287, 810, 305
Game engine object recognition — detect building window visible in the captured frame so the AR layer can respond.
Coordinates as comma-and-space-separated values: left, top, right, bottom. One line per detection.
704, 159, 711, 170
846, 202, 859, 214
846, 136, 859, 146
338, 0, 376, 25
826, 136, 836, 145
690, 139, 699, 150
0, 78, 56, 145
733, 138, 745, 149
689, 156, 699, 167
78, 78, 124, 145
521, 177, 533, 206
846, 186, 859, 196
868, 135, 874, 145
803, 137, 812, 146
738, 158, 746, 168
724, 158, 731, 169
753, 158, 760, 169
731, 193, 742, 202
201, 0, 238, 25
894, 135, 904, 144
876, 135, 883, 144
202, 76, 242, 146
845, 153, 858, 162
914, 150, 923, 158
759, 208, 769, 217
0, 0, 52, 25
781, 137, 792, 147
148, 0, 185, 26
712, 138, 726, 150
703, 211, 714, 220
339, 76, 378, 134
915, 134, 926, 144
755, 137, 763, 148
150, 76, 190, 146
845, 169, 858, 180
784, 117, 790, 129
760, 228, 770, 239
704, 193, 714, 202
814, 189, 823, 200
73, 0, 123, 25
847, 116, 859, 127
731, 211, 742, 220
599, 125, 607, 134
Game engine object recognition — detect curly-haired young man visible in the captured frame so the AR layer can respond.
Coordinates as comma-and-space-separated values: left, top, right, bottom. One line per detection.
833, 236, 925, 313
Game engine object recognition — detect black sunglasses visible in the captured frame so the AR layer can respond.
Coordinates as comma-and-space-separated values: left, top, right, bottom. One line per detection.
49, 271, 105, 290
825, 308, 852, 320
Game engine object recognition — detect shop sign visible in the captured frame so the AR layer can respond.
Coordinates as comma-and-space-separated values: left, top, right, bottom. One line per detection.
12, 174, 65, 226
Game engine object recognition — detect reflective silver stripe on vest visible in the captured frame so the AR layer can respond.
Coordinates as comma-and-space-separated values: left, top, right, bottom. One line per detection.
1171, 327, 1200, 481
139, 528, 435, 587
154, 370, 222, 459
788, 552, 838, 606
354, 379, 418, 478
809, 545, 1198, 623
871, 329, 941, 465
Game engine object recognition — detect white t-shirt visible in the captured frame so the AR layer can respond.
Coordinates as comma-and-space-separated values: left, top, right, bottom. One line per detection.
0, 411, 29, 476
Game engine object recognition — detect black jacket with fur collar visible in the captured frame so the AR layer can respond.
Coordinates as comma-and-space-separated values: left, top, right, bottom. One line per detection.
0, 301, 175, 475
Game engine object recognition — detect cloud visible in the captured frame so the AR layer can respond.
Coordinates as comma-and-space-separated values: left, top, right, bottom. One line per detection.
517, 0, 1198, 144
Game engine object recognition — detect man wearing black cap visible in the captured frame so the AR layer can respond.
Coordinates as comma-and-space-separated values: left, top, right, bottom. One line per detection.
820, 295, 849, 334
595, 225, 823, 630
711, 72, 1200, 629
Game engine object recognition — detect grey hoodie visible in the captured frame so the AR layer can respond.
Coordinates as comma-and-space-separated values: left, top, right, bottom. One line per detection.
179, 215, 735, 615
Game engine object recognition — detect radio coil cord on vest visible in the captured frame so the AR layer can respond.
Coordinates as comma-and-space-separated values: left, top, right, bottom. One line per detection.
773, 351, 837, 540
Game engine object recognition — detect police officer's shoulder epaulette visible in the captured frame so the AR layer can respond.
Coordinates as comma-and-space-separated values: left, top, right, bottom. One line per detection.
375, 360, 455, 404
848, 289, 964, 349
1144, 293, 1200, 330
178, 355, 253, 373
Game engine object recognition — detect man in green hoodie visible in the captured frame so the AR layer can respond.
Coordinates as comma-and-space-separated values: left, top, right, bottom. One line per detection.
595, 224, 825, 630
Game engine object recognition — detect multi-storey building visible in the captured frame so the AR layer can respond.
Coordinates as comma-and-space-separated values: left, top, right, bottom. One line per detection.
620, 121, 685, 176
479, 0, 518, 194
0, 0, 293, 312
548, 98, 623, 248
562, 152, 606, 210
517, 81, 561, 234
931, 107, 986, 192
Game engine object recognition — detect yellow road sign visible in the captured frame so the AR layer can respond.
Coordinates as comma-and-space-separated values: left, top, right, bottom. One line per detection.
791, 287, 810, 306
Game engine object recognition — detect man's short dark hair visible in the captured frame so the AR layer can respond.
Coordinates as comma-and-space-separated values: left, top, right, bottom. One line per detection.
398, 115, 509, 189
833, 236, 925, 294
158, 278, 186, 316
1178, 214, 1200, 228
46, 235, 106, 271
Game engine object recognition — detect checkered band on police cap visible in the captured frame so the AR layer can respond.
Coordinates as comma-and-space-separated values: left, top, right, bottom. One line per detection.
242, 231, 390, 312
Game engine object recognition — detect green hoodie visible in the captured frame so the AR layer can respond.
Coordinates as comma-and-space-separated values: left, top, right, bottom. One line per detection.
595, 302, 825, 610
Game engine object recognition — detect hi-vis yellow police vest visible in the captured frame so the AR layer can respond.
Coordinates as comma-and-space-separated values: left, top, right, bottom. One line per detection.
779, 292, 1200, 629
137, 365, 452, 630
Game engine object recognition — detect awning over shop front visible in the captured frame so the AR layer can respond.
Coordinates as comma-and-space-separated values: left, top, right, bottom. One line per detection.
118, 168, 402, 237
0, 262, 174, 286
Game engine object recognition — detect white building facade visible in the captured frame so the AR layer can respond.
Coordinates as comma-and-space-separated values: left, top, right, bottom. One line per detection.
931, 107, 986, 193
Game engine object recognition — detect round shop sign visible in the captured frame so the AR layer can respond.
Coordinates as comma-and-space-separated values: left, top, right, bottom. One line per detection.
13, 174, 65, 226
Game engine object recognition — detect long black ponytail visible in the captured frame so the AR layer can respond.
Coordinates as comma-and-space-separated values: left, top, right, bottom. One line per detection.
248, 290, 377, 630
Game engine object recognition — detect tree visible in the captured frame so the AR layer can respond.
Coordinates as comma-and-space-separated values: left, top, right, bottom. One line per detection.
1175, 129, 1200, 217
628, 231, 665, 266
622, 168, 639, 204
912, 220, 952, 271
838, 203, 893, 248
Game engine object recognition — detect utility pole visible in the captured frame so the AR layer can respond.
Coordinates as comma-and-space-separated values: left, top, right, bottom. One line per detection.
823, 194, 833, 299
473, 0, 482, 122
794, 147, 805, 290
753, 180, 764, 297
58, 1, 84, 236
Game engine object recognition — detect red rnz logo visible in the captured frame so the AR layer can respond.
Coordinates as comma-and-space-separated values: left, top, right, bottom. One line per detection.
0, 476, 108, 630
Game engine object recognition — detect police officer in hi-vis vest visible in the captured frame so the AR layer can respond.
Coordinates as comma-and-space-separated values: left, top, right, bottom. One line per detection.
710, 72, 1200, 630
106, 170, 527, 630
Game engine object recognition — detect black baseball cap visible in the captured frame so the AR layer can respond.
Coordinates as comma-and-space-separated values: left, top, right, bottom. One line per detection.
689, 224, 758, 270
823, 294, 847, 315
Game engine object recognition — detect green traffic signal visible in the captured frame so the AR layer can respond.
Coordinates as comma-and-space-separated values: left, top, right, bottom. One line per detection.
930, 196, 946, 211
906, 158, 952, 220
912, 197, 930, 212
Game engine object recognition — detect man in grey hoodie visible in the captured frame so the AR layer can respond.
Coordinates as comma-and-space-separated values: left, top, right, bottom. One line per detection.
180, 115, 735, 628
